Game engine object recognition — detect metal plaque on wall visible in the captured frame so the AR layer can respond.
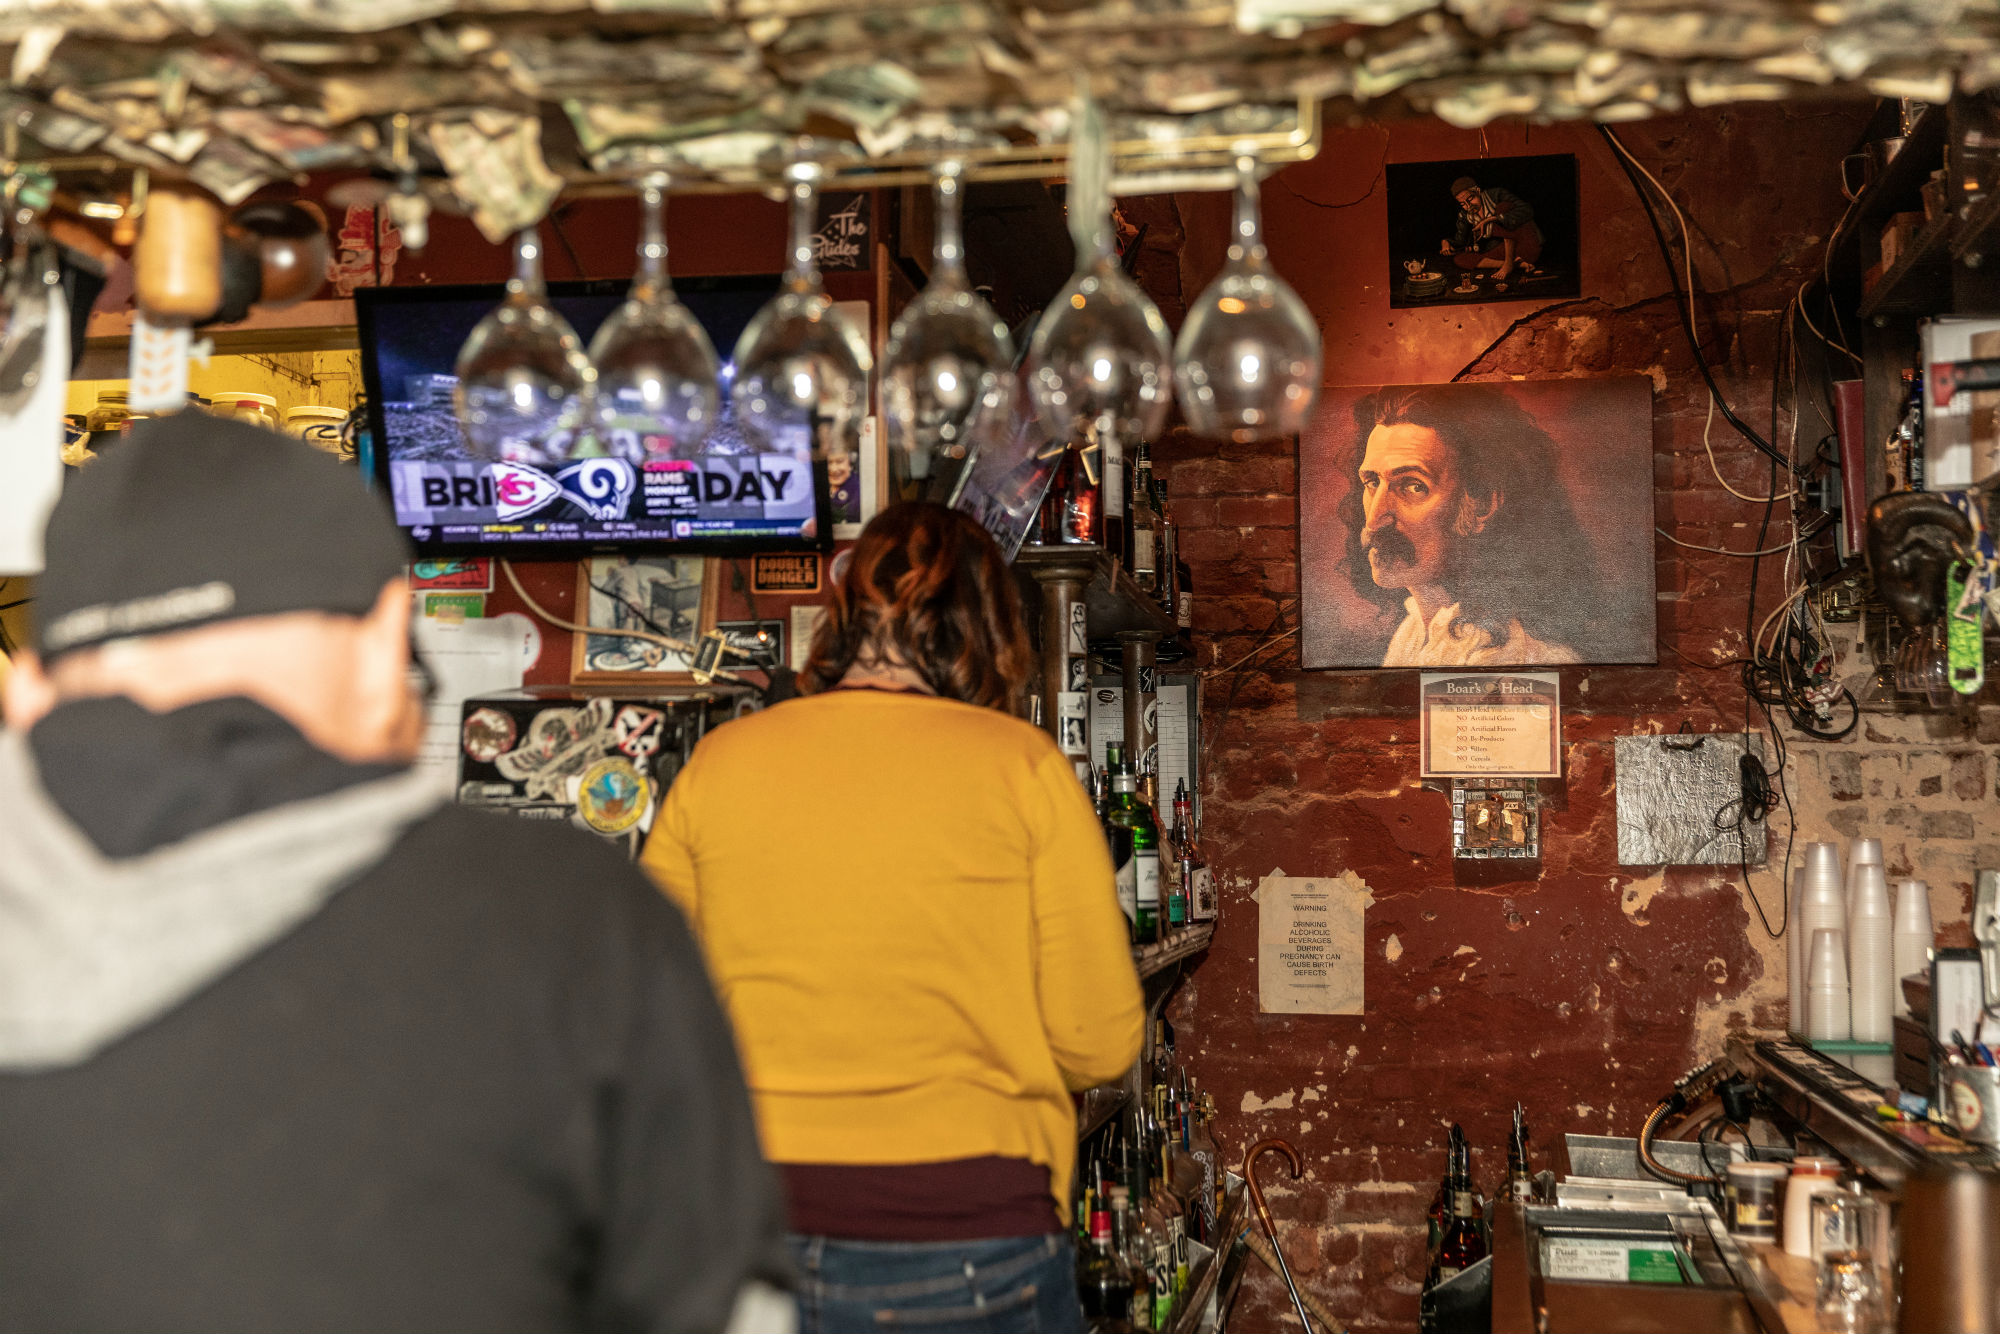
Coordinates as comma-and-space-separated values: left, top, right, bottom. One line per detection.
1615, 732, 1769, 866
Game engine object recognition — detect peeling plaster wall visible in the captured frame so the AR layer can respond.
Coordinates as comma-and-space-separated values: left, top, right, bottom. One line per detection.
1147, 103, 2000, 1333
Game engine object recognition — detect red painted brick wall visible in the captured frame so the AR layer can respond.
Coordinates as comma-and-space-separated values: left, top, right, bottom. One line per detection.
1155, 103, 1887, 1332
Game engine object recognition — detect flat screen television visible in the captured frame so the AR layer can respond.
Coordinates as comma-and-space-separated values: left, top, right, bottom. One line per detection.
356, 276, 829, 556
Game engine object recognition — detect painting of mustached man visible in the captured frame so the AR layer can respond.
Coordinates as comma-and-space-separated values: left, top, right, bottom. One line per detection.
1298, 379, 1656, 669
1387, 154, 1580, 308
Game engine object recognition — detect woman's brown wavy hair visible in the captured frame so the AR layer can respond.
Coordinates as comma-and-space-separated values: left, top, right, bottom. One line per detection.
801, 502, 1035, 713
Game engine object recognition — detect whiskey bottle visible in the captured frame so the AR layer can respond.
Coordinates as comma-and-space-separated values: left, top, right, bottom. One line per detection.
1426, 1131, 1488, 1287
1507, 1102, 1536, 1203
1107, 749, 1160, 945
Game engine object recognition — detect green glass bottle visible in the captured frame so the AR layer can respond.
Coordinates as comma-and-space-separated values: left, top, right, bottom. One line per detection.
1107, 746, 1160, 944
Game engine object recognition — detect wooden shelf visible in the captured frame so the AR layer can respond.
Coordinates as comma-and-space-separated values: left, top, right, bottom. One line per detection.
1954, 191, 2000, 266
1015, 542, 1177, 639
1846, 102, 1949, 239
1076, 1086, 1130, 1141
83, 299, 358, 351
1165, 1178, 1252, 1334
1137, 921, 1215, 981
1859, 211, 1955, 319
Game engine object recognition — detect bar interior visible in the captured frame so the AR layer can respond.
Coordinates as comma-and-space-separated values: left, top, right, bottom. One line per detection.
5, 4, 2000, 1334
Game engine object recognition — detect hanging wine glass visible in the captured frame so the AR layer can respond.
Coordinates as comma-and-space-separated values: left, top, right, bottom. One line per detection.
1175, 152, 1319, 442
454, 227, 595, 465
1026, 94, 1173, 445
588, 172, 720, 463
880, 157, 1015, 495
730, 153, 872, 460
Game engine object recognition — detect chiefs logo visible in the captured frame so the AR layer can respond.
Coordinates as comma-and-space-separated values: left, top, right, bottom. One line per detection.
489, 462, 563, 520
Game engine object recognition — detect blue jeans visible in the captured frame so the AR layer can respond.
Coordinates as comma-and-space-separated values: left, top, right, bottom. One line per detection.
787, 1233, 1085, 1334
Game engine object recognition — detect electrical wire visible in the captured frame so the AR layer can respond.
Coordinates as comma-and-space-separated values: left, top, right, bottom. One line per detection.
1638, 1101, 1720, 1186
1600, 125, 1801, 477
1656, 528, 1816, 558
499, 559, 751, 685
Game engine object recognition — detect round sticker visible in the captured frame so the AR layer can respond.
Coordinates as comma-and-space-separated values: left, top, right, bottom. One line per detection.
577, 756, 652, 835
461, 707, 517, 763
1951, 1079, 1986, 1133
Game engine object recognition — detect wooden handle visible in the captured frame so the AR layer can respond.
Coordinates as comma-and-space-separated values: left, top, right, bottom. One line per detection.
134, 184, 222, 320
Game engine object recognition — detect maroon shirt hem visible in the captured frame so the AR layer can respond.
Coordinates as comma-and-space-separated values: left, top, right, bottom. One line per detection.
781, 1157, 1060, 1241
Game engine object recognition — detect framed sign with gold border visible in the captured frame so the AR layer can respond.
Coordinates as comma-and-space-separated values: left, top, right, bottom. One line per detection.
570, 555, 719, 685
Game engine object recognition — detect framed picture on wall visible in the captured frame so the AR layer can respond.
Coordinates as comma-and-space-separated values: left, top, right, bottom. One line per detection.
1297, 376, 1657, 670
1385, 154, 1580, 308
571, 555, 719, 684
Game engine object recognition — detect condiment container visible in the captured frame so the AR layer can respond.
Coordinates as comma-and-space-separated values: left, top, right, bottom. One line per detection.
212, 393, 280, 431
1784, 1158, 1843, 1258
1725, 1161, 1788, 1240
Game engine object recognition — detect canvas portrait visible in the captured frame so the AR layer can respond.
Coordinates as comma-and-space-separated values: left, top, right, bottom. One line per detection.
1386, 154, 1580, 308
1298, 378, 1657, 670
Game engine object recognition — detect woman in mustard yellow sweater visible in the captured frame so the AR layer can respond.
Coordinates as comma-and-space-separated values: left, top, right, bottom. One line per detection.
643, 502, 1143, 1334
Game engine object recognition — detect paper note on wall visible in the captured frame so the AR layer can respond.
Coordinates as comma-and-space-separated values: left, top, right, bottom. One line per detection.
411, 609, 535, 779
1087, 682, 1193, 801
790, 604, 826, 671
1258, 870, 1372, 1015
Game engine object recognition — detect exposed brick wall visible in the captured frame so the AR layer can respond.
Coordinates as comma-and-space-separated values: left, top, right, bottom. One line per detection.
1150, 103, 2000, 1332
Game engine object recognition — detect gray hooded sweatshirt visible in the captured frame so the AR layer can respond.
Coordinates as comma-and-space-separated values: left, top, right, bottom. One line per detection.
0, 704, 790, 1334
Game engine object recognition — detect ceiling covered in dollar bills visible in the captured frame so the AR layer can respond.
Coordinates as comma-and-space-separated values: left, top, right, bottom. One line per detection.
0, 1, 1990, 238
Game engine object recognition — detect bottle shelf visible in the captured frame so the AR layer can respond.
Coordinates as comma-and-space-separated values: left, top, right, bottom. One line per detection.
1076, 1086, 1130, 1141
1859, 210, 1955, 320
1015, 543, 1178, 639
1163, 1176, 1252, 1334
1136, 921, 1216, 982
1840, 102, 1949, 248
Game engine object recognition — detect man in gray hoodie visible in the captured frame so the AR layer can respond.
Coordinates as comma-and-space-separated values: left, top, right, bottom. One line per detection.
0, 413, 790, 1334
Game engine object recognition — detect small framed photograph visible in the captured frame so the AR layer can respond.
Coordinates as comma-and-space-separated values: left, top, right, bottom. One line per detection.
829, 414, 882, 540
571, 555, 719, 684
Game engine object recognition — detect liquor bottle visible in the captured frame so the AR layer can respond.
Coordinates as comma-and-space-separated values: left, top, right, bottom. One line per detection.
1141, 1179, 1176, 1329
1174, 781, 1215, 924
1188, 1089, 1221, 1240
1426, 1130, 1488, 1287
1425, 1136, 1452, 1255
1507, 1102, 1536, 1204
1098, 417, 1127, 567
1077, 1186, 1136, 1322
1111, 1185, 1151, 1331
1042, 429, 1101, 544
1889, 368, 1924, 492
1107, 749, 1160, 944
1166, 781, 1193, 930
1173, 536, 1194, 631
1157, 478, 1180, 616
1129, 442, 1160, 591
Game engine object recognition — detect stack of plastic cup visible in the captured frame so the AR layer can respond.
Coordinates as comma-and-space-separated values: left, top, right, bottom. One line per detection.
1895, 878, 1935, 1017
1788, 864, 1808, 1036
1799, 844, 1849, 1039
1807, 927, 1853, 1041
1847, 836, 1883, 890
1848, 857, 1895, 1043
